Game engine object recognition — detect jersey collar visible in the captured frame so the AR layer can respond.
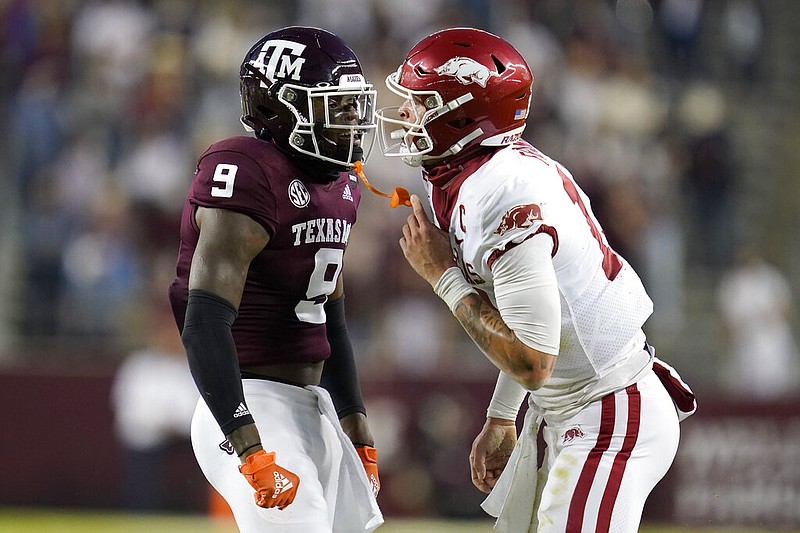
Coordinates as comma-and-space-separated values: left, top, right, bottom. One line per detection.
423, 147, 499, 230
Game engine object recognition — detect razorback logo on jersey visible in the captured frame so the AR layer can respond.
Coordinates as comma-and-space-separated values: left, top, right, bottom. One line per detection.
435, 57, 495, 87
494, 203, 542, 236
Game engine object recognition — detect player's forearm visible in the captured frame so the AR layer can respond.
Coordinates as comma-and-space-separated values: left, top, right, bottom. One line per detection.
226, 423, 264, 463
453, 293, 554, 390
321, 295, 368, 419
182, 290, 259, 451
339, 412, 374, 447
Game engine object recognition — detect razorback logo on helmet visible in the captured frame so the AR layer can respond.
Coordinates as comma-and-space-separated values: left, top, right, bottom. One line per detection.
434, 57, 495, 87
251, 39, 306, 83
494, 203, 543, 235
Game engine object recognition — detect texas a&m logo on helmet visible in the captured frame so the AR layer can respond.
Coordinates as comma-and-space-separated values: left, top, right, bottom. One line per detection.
247, 39, 307, 84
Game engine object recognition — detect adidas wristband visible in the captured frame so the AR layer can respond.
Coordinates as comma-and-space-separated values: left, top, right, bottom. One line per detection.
433, 267, 477, 313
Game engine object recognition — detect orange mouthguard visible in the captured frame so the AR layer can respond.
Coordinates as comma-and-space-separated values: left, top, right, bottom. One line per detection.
353, 161, 411, 208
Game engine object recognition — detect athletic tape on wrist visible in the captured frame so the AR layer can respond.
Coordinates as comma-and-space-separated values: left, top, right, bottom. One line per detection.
486, 400, 523, 421
433, 266, 477, 312
486, 371, 528, 421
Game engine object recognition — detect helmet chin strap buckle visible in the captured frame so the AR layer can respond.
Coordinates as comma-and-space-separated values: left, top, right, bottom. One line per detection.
352, 161, 411, 208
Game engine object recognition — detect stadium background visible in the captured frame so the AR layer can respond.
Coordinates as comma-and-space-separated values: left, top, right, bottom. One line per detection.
1, 0, 798, 531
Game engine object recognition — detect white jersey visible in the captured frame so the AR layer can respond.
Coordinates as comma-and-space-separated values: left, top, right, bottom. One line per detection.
425, 141, 654, 423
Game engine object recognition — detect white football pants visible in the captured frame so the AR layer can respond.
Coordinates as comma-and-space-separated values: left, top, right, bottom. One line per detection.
535, 370, 680, 532
191, 379, 383, 532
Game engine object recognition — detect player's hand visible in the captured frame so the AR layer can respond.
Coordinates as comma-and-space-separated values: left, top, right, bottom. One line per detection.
470, 418, 517, 494
238, 450, 300, 509
399, 195, 456, 286
355, 445, 380, 498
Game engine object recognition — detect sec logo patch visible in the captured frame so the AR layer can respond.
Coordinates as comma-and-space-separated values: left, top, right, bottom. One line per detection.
288, 179, 310, 208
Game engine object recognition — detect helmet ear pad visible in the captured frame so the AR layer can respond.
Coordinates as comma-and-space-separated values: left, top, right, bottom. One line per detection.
444, 116, 476, 135
240, 75, 300, 150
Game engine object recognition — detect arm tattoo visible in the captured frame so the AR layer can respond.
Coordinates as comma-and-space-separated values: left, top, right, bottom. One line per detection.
453, 293, 554, 381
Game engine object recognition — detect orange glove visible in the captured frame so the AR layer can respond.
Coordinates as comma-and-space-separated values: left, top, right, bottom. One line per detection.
355, 445, 380, 498
238, 450, 300, 510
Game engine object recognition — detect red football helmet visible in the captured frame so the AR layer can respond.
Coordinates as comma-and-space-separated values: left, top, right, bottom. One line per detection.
376, 28, 533, 167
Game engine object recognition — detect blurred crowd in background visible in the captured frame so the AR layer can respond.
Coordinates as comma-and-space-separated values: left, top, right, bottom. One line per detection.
2, 0, 799, 390
1, 0, 799, 517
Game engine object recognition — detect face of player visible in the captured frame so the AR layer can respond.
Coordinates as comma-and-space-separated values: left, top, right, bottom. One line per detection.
397, 95, 428, 128
314, 94, 367, 148
393, 95, 430, 152
374, 77, 441, 166
396, 95, 434, 162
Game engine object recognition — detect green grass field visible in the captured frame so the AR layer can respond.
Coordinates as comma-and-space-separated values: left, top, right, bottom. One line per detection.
0, 508, 795, 533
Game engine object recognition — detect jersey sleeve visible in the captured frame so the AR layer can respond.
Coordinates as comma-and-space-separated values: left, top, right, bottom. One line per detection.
191, 149, 279, 236
491, 234, 561, 355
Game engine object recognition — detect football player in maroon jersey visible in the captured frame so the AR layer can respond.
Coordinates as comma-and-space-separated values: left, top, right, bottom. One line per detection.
169, 27, 382, 532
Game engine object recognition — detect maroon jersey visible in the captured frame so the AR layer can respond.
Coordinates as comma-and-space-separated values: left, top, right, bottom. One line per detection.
169, 136, 361, 366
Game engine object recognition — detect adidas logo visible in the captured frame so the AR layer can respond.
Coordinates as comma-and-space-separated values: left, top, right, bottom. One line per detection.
233, 402, 250, 418
342, 185, 354, 202
272, 472, 294, 497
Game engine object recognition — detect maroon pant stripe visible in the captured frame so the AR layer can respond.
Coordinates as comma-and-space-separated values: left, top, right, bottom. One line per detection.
597, 384, 641, 531
566, 393, 616, 532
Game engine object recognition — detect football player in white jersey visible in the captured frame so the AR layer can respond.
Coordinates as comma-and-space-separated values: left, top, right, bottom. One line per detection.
375, 28, 696, 532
